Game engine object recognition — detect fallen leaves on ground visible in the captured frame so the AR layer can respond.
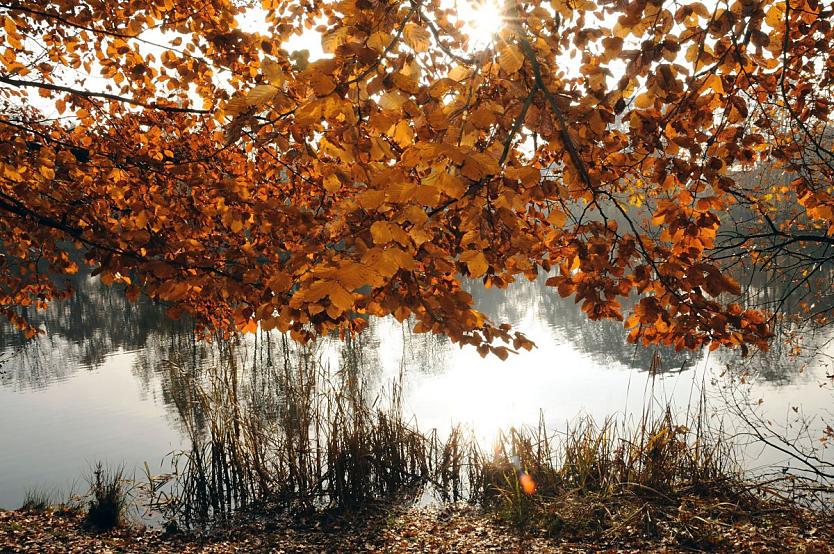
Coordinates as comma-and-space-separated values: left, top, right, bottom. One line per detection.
0, 502, 831, 553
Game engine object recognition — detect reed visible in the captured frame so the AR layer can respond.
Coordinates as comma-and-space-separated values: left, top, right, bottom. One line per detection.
140, 333, 798, 546
147, 335, 458, 526
469, 401, 754, 542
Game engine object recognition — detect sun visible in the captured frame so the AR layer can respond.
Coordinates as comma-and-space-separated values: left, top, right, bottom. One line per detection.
456, 0, 505, 47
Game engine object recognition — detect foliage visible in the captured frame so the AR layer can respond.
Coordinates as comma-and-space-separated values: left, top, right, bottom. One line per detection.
2, 0, 832, 353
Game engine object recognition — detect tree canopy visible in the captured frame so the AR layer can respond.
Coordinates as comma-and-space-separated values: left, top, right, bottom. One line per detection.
0, 0, 831, 356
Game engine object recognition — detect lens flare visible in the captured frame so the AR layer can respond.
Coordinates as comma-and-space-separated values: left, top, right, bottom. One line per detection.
519, 472, 536, 495
457, 0, 505, 47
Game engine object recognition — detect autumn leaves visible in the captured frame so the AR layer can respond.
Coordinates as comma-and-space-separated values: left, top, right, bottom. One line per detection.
3, 0, 829, 356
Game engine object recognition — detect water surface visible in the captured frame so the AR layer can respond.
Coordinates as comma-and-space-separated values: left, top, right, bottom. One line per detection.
1, 273, 832, 510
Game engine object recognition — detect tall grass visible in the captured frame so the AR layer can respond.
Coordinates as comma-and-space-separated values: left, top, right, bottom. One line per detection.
85, 463, 129, 530
147, 335, 468, 526
142, 333, 781, 542
19, 488, 53, 512
472, 403, 749, 536
20, 485, 83, 516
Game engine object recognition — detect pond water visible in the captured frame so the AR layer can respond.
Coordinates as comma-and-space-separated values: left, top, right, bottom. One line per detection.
1, 273, 832, 512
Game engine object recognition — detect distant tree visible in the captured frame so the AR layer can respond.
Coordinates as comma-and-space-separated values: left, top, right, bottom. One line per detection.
0, 0, 831, 355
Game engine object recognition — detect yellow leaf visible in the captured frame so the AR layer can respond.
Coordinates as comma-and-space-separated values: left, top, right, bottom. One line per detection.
362, 247, 399, 277
3, 16, 17, 35
134, 210, 148, 228
765, 3, 785, 27
546, 209, 566, 227
2, 164, 22, 182
613, 21, 631, 39
337, 262, 380, 290
378, 91, 407, 111
410, 226, 432, 246
367, 31, 391, 53
323, 173, 341, 192
439, 171, 467, 198
684, 42, 699, 63
321, 27, 348, 54
383, 246, 417, 271
504, 166, 541, 187
498, 44, 524, 74
634, 92, 654, 109
414, 183, 441, 206
469, 107, 496, 129
400, 205, 428, 224
460, 155, 489, 180
326, 282, 354, 311
391, 120, 414, 147
246, 84, 279, 107
551, 0, 574, 17
371, 221, 393, 244
449, 65, 472, 82
369, 112, 397, 134
571, 256, 580, 271
371, 221, 409, 245
38, 166, 55, 180
296, 279, 331, 303
223, 210, 244, 233
404, 23, 431, 52
356, 189, 386, 210
392, 72, 420, 94
701, 73, 724, 95
224, 95, 248, 116
460, 250, 489, 278
261, 59, 285, 85
311, 73, 337, 96
385, 181, 417, 202
428, 78, 457, 99
587, 109, 606, 134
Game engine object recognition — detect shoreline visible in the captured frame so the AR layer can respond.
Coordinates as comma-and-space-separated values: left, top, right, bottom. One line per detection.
2, 496, 832, 553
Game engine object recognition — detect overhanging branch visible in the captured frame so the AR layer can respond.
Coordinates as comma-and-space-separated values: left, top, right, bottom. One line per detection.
0, 76, 211, 115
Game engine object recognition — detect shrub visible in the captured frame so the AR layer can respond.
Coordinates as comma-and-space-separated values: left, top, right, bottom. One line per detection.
85, 463, 128, 530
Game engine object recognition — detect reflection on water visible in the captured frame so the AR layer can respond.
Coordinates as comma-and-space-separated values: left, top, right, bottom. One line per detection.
468, 278, 694, 372
0, 271, 832, 510
0, 274, 192, 391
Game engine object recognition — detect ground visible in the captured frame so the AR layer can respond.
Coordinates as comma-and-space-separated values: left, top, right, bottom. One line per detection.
1, 503, 832, 553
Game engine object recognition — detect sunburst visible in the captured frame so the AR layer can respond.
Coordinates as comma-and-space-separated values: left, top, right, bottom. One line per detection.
457, 0, 505, 47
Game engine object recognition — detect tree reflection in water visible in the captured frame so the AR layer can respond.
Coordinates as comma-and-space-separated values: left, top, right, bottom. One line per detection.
1, 264, 832, 397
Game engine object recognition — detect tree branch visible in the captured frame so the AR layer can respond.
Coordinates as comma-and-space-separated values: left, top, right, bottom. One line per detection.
0, 76, 211, 114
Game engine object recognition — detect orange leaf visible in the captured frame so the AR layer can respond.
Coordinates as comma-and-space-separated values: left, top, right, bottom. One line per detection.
460, 250, 488, 278
310, 73, 337, 96
498, 44, 524, 74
